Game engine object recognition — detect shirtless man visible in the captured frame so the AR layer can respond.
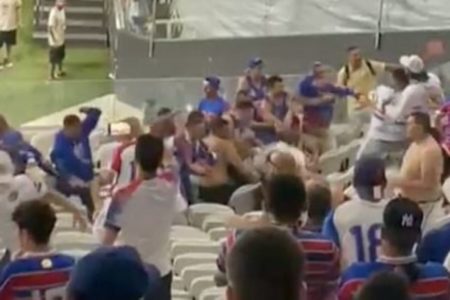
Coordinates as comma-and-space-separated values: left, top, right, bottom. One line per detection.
200, 118, 257, 204
390, 112, 443, 228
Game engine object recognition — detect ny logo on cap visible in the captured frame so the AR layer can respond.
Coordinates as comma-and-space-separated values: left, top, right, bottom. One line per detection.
402, 214, 414, 227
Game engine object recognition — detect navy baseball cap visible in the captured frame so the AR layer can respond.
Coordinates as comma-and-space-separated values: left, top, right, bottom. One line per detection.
67, 246, 153, 300
204, 76, 221, 90
248, 57, 264, 69
383, 197, 423, 231
353, 156, 386, 187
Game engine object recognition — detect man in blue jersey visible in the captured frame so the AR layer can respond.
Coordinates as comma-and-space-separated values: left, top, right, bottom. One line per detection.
68, 246, 157, 300
355, 271, 411, 300
322, 156, 389, 267
299, 62, 355, 155
51, 107, 102, 219
0, 200, 75, 299
226, 227, 305, 300
417, 212, 450, 264
198, 76, 229, 119
339, 197, 450, 300
218, 174, 340, 300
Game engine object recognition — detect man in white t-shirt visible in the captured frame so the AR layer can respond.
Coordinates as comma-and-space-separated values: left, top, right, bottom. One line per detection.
47, 0, 66, 80
357, 68, 411, 159
0, 0, 20, 69
103, 134, 180, 300
399, 54, 445, 109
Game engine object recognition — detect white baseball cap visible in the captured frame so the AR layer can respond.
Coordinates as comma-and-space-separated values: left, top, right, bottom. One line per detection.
399, 55, 425, 74
108, 122, 131, 136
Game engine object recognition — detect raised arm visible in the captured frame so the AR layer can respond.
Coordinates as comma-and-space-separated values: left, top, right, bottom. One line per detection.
81, 107, 102, 136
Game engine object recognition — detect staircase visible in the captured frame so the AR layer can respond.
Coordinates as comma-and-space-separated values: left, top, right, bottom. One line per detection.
33, 0, 107, 48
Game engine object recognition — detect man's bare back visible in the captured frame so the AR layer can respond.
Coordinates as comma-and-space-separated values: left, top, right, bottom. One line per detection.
399, 135, 443, 202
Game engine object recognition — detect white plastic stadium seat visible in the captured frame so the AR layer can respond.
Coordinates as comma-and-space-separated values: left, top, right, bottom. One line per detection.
170, 225, 210, 244
94, 141, 120, 169
173, 253, 217, 275
89, 130, 105, 154
181, 263, 218, 288
188, 204, 234, 228
228, 183, 261, 215
172, 275, 185, 291
208, 227, 229, 241
199, 287, 226, 300
60, 249, 90, 260
201, 215, 228, 232
318, 147, 347, 175
190, 276, 216, 300
342, 138, 362, 170
30, 130, 57, 158
171, 241, 221, 260
53, 231, 99, 251
171, 289, 191, 300
326, 167, 354, 190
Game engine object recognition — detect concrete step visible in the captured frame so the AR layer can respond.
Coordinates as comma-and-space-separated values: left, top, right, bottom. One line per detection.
40, 0, 104, 8
35, 22, 105, 34
33, 31, 107, 48
37, 18, 103, 28
36, 5, 103, 20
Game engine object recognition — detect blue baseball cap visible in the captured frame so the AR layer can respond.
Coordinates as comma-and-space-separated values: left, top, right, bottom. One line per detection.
204, 76, 221, 90
353, 156, 386, 187
248, 57, 264, 69
68, 246, 155, 300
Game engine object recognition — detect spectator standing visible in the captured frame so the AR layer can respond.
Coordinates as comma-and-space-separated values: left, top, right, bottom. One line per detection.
67, 246, 156, 300
0, 0, 20, 69
337, 46, 394, 122
256, 75, 293, 144
51, 107, 102, 220
339, 197, 450, 300
226, 227, 305, 300
200, 118, 256, 204
0, 200, 75, 299
103, 135, 179, 300
237, 57, 267, 102
357, 69, 410, 160
323, 157, 389, 267
355, 271, 411, 300
389, 112, 444, 229
174, 111, 211, 203
399, 54, 445, 109
218, 174, 340, 300
198, 76, 229, 119
299, 62, 354, 155
48, 0, 66, 80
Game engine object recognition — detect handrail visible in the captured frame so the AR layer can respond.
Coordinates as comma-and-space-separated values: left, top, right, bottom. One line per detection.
34, 0, 42, 28
148, 0, 158, 57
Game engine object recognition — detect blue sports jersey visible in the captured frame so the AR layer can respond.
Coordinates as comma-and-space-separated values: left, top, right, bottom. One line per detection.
198, 97, 229, 117
417, 216, 450, 264
339, 258, 450, 300
0, 252, 75, 299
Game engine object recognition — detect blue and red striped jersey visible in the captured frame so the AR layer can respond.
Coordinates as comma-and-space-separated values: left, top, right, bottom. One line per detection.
339, 261, 450, 300
217, 227, 340, 300
0, 252, 75, 299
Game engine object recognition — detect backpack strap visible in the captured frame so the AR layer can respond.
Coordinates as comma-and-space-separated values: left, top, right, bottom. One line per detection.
343, 65, 350, 86
365, 59, 376, 76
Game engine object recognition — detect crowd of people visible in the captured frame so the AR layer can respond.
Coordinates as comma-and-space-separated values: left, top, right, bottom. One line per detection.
0, 45, 449, 300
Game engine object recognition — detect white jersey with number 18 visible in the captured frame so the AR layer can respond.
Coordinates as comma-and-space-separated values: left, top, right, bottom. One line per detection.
322, 197, 389, 267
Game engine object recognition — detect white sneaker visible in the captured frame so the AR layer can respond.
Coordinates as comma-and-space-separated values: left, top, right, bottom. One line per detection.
4, 61, 13, 68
